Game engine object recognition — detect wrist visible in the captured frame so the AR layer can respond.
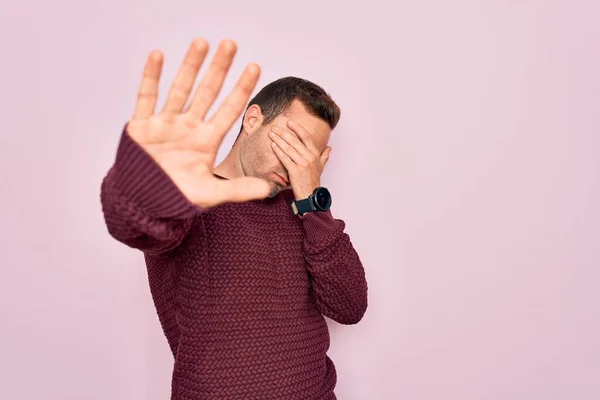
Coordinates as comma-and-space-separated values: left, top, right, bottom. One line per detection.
294, 191, 313, 200
293, 185, 319, 200
290, 186, 332, 216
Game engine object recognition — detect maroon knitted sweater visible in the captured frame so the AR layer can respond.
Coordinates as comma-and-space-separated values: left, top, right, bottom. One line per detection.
100, 127, 368, 399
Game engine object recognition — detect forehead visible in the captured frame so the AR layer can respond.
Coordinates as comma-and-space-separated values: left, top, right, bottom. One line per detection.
273, 100, 332, 149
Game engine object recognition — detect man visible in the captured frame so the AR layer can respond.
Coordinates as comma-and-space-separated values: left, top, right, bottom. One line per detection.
101, 37, 368, 400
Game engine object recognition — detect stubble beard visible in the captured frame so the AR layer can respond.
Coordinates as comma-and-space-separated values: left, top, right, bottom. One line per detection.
239, 136, 281, 199
268, 183, 280, 198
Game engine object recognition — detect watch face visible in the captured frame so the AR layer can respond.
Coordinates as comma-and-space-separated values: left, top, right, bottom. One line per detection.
314, 187, 332, 210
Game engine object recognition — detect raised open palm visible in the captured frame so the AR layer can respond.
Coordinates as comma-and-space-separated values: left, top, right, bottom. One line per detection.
125, 38, 271, 209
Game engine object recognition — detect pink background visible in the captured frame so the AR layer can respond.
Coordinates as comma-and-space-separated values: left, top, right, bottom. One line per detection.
1, 0, 599, 399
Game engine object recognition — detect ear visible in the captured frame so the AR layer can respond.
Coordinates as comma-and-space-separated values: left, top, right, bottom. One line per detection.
241, 104, 263, 136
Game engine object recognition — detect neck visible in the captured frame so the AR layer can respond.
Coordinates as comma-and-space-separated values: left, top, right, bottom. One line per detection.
213, 141, 245, 179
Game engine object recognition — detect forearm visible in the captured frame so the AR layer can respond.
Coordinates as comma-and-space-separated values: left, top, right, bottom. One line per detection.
100, 126, 202, 255
302, 210, 368, 325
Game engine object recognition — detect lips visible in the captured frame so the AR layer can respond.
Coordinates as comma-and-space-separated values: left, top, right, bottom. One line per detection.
274, 172, 289, 186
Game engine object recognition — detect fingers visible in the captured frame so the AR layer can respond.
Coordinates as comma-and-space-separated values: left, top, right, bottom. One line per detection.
214, 176, 271, 204
162, 38, 209, 114
320, 146, 332, 167
210, 63, 261, 136
132, 50, 163, 120
271, 140, 296, 169
285, 120, 319, 155
188, 40, 238, 120
269, 126, 310, 166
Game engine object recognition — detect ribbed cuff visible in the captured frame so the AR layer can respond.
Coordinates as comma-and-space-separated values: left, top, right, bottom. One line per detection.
113, 124, 202, 219
301, 209, 342, 242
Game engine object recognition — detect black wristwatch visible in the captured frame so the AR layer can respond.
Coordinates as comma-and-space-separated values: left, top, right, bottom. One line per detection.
290, 187, 332, 216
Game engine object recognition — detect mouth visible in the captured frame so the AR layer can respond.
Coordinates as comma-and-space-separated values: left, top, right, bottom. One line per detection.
273, 172, 289, 186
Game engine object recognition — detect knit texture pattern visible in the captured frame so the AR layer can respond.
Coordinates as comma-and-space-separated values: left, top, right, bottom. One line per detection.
100, 127, 368, 400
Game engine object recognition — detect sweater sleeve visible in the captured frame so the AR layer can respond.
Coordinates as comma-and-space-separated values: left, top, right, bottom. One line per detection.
301, 210, 368, 325
100, 125, 203, 255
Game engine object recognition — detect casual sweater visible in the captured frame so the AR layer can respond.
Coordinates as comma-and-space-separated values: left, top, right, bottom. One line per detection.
100, 126, 369, 400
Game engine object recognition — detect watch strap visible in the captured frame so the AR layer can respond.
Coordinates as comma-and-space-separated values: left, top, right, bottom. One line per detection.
290, 197, 315, 216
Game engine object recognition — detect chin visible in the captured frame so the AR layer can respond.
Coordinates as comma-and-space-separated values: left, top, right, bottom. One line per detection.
267, 183, 281, 198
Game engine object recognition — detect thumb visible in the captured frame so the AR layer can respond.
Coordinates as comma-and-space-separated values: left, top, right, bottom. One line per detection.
214, 176, 271, 205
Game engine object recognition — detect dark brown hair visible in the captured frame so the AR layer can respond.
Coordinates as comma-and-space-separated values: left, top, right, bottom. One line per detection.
235, 76, 340, 141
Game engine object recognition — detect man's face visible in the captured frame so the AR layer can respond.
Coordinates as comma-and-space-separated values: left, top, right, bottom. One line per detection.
240, 100, 332, 198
